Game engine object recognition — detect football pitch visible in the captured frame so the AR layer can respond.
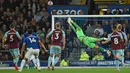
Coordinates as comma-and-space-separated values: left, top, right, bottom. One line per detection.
0, 68, 130, 73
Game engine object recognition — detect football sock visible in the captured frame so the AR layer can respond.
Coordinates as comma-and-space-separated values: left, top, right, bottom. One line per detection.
36, 58, 40, 67
115, 60, 120, 71
54, 57, 59, 65
48, 56, 52, 67
16, 56, 19, 64
13, 58, 17, 64
19, 59, 26, 71
32, 58, 37, 67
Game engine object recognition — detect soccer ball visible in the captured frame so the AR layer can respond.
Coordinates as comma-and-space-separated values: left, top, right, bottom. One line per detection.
48, 0, 53, 6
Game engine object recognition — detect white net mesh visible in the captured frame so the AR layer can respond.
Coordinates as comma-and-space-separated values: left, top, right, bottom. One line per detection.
52, 15, 130, 63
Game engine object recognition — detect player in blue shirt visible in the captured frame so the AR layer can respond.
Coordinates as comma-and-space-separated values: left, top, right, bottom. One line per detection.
19, 29, 47, 72
22, 26, 37, 43
21, 26, 38, 69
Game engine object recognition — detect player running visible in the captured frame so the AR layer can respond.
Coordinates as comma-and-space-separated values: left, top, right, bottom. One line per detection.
102, 25, 123, 72
67, 17, 110, 54
22, 26, 39, 69
116, 24, 128, 65
2, 24, 22, 70
46, 22, 65, 70
19, 29, 47, 72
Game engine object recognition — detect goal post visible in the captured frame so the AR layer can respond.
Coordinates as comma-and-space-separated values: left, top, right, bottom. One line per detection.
52, 15, 130, 66
52, 15, 130, 31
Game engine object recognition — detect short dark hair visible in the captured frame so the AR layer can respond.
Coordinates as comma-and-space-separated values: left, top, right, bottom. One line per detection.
27, 25, 32, 29
28, 29, 33, 34
10, 24, 15, 28
27, 25, 33, 34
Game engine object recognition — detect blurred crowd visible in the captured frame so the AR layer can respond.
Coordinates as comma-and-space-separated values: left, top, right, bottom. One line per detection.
0, 0, 52, 61
0, 0, 130, 62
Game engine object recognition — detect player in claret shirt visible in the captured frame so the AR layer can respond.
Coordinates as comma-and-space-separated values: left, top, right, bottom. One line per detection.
116, 24, 128, 65
2, 24, 22, 70
46, 22, 65, 70
102, 25, 123, 72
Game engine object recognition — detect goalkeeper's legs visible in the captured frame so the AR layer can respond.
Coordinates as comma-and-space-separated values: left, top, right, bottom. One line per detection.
84, 36, 107, 43
82, 37, 111, 56
83, 37, 107, 52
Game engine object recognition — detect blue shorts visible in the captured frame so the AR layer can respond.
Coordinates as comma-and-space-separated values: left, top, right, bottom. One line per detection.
50, 46, 61, 54
9, 48, 20, 57
112, 49, 122, 57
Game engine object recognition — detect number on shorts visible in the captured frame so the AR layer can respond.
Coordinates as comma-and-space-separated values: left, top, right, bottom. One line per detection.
10, 35, 14, 42
114, 38, 119, 44
29, 38, 36, 43
55, 33, 59, 40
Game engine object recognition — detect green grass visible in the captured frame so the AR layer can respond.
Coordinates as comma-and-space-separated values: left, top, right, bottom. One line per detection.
0, 68, 130, 73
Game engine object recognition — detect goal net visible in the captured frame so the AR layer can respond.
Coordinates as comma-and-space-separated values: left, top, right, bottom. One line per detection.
52, 15, 130, 66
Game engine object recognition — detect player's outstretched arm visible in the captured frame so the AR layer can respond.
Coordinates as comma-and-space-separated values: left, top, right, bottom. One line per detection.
2, 36, 6, 48
46, 36, 49, 43
46, 31, 53, 43
102, 40, 110, 44
67, 18, 77, 32
62, 35, 66, 50
20, 43, 26, 58
18, 36, 22, 40
67, 17, 72, 24
16, 31, 22, 40
39, 40, 48, 52
69, 18, 80, 29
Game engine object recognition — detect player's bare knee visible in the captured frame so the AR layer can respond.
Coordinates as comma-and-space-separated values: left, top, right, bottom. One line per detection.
114, 55, 118, 59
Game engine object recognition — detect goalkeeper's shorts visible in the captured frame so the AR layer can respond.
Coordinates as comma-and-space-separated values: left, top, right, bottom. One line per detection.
82, 36, 97, 48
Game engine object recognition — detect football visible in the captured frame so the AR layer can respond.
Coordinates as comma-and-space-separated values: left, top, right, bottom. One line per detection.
48, 0, 53, 6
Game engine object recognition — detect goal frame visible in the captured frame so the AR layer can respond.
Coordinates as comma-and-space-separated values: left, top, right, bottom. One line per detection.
52, 15, 130, 31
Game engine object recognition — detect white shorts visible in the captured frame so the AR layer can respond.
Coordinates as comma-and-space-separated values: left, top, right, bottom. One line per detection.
30, 55, 35, 60
25, 48, 40, 59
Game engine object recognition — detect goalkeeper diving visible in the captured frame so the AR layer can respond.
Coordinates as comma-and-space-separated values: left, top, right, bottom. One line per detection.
67, 17, 110, 55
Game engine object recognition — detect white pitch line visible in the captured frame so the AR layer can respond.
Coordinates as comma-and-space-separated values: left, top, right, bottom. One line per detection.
0, 66, 123, 70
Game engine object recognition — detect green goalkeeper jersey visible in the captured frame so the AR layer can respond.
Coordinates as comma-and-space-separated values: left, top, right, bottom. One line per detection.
76, 28, 86, 42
